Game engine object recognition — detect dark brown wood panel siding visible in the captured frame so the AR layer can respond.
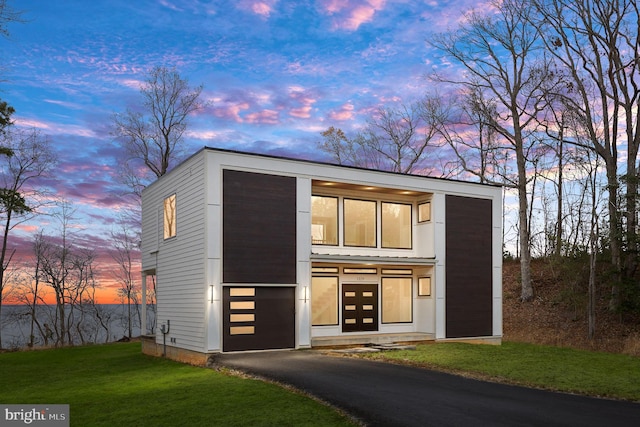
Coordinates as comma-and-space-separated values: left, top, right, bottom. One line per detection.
445, 195, 493, 338
223, 169, 297, 284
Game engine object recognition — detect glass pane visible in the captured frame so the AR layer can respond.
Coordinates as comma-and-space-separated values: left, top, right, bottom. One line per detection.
382, 202, 412, 249
344, 199, 376, 247
418, 277, 432, 296
230, 326, 255, 335
163, 194, 176, 239
382, 277, 412, 323
230, 314, 255, 322
311, 196, 338, 245
311, 276, 338, 326
418, 202, 431, 222
230, 288, 255, 297
230, 301, 255, 310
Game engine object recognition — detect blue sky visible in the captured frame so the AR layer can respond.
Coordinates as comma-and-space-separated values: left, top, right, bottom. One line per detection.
2, 0, 487, 300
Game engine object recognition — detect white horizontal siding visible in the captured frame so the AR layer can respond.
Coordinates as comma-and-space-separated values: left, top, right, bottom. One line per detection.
142, 152, 208, 353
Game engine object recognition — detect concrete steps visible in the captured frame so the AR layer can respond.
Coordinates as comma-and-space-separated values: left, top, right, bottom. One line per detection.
311, 332, 434, 348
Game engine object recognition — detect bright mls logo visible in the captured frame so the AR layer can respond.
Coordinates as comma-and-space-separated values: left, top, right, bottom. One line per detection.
1, 405, 69, 426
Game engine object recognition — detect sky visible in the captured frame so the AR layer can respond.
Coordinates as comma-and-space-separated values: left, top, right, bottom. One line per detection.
2, 0, 488, 303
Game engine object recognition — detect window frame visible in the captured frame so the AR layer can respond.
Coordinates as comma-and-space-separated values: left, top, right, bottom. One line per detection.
418, 201, 431, 223
311, 275, 339, 326
163, 194, 177, 240
381, 276, 413, 324
381, 201, 413, 249
343, 198, 377, 248
418, 276, 432, 297
311, 195, 339, 246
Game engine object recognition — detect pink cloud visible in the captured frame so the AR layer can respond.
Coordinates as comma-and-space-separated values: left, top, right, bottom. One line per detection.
329, 102, 355, 121
14, 118, 96, 138
320, 0, 386, 31
212, 101, 250, 123
290, 106, 313, 119
245, 109, 280, 124
237, 0, 278, 18
287, 86, 317, 119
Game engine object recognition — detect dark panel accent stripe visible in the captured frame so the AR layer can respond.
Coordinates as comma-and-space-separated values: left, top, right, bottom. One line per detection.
223, 169, 297, 284
445, 195, 493, 338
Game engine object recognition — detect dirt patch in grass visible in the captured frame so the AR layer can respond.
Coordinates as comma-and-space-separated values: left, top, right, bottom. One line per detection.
503, 259, 640, 356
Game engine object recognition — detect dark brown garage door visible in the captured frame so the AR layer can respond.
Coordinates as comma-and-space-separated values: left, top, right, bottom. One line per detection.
223, 286, 296, 352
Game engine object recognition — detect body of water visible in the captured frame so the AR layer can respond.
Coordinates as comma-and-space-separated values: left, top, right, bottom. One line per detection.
0, 304, 156, 349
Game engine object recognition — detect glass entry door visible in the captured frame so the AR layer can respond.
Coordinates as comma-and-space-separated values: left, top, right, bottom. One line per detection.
342, 283, 378, 332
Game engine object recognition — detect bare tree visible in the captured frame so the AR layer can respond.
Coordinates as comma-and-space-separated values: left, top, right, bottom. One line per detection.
531, 0, 640, 311
0, 0, 22, 38
318, 127, 365, 167
0, 128, 55, 347
36, 201, 99, 346
112, 66, 204, 194
111, 217, 140, 338
430, 0, 555, 301
438, 89, 509, 185
319, 97, 446, 174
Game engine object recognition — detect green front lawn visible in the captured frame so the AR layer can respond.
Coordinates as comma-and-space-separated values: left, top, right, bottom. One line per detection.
0, 343, 356, 426
357, 341, 640, 401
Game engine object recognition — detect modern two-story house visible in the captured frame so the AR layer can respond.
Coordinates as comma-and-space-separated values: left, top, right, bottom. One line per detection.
140, 147, 503, 364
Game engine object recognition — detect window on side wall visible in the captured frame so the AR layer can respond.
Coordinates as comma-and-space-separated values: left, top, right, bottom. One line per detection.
382, 202, 412, 249
163, 194, 176, 239
311, 195, 338, 245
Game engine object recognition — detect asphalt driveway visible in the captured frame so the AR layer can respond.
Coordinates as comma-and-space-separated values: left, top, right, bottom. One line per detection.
214, 350, 640, 427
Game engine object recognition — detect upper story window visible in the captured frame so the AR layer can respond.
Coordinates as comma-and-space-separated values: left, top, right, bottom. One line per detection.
418, 201, 431, 222
312, 190, 421, 249
163, 194, 176, 239
382, 202, 412, 249
311, 196, 338, 245
344, 198, 376, 247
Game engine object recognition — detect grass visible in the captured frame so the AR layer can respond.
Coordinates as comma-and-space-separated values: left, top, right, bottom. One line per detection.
3, 341, 639, 426
357, 341, 640, 401
0, 342, 356, 426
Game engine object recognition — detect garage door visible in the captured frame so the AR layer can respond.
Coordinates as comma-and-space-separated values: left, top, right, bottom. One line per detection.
223, 286, 296, 352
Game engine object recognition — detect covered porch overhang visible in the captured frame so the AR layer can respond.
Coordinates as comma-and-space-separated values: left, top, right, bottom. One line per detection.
310, 253, 436, 266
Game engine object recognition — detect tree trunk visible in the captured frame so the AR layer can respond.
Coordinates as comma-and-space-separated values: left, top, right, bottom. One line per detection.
555, 137, 563, 257
605, 160, 622, 311
516, 134, 534, 301
623, 154, 639, 282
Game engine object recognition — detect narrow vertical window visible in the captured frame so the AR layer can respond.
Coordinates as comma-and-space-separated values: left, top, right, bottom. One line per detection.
418, 201, 431, 223
382, 202, 412, 249
344, 198, 376, 247
418, 277, 432, 296
163, 194, 176, 239
311, 196, 338, 245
